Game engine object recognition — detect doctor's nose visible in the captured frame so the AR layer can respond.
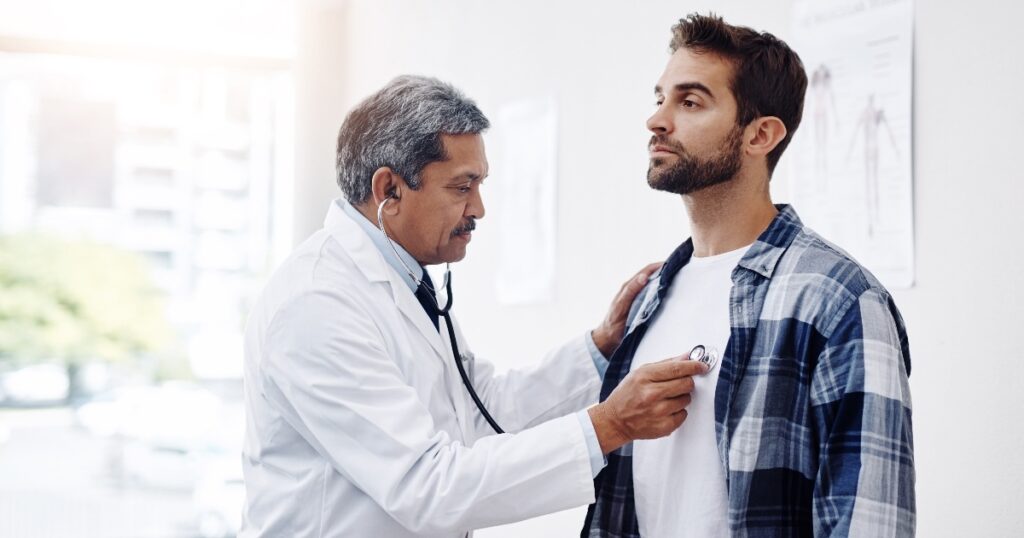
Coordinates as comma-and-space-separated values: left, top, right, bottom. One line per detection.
467, 188, 485, 220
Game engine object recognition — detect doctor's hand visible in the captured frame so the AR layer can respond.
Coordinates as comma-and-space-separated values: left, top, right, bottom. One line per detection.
587, 355, 707, 455
591, 262, 663, 357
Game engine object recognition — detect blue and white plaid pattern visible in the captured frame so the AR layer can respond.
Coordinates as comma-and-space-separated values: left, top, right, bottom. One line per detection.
582, 205, 915, 537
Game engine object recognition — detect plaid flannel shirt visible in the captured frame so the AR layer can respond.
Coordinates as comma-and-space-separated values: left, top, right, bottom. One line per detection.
582, 205, 915, 537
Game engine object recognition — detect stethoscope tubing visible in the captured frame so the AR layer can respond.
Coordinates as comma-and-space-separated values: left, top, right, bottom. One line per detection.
440, 274, 504, 434
377, 198, 504, 434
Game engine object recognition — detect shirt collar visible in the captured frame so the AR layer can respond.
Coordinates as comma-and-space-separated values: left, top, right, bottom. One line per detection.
340, 199, 423, 292
654, 204, 803, 294
735, 204, 803, 279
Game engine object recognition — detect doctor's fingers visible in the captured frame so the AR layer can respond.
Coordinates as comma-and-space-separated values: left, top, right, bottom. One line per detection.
650, 409, 689, 438
641, 393, 692, 421
654, 392, 692, 414
657, 376, 697, 400
641, 358, 708, 382
621, 262, 662, 292
615, 262, 662, 301
667, 408, 690, 430
605, 262, 663, 322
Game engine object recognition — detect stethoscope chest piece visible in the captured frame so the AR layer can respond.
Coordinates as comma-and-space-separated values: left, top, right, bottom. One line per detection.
688, 344, 719, 373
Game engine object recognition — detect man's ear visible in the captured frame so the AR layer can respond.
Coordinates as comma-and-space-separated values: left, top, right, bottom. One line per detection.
370, 167, 403, 215
744, 116, 788, 159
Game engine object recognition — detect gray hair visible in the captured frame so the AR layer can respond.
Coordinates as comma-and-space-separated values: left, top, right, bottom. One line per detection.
335, 75, 490, 204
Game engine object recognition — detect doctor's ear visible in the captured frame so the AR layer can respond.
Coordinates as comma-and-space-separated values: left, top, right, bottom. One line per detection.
370, 167, 403, 212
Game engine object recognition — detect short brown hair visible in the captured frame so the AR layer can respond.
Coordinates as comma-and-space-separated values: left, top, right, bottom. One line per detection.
670, 13, 807, 175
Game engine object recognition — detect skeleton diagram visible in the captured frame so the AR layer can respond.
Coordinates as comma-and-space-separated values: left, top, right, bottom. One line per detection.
809, 64, 839, 185
847, 94, 899, 237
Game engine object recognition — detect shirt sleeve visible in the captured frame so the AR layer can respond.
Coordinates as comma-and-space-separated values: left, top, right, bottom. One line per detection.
810, 287, 915, 536
584, 330, 610, 379
580, 332, 610, 476
575, 408, 608, 477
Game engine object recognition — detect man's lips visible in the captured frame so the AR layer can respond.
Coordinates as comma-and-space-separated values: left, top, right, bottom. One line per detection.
649, 145, 678, 156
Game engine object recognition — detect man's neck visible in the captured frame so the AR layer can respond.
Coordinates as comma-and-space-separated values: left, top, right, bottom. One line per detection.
682, 172, 777, 258
354, 202, 378, 227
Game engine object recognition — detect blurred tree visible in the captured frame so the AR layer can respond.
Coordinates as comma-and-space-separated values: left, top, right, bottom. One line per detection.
0, 233, 174, 401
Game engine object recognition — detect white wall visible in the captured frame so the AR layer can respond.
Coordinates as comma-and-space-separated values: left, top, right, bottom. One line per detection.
293, 1, 1024, 536
293, 2, 350, 246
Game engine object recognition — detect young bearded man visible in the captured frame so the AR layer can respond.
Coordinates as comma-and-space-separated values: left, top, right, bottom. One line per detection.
581, 13, 915, 538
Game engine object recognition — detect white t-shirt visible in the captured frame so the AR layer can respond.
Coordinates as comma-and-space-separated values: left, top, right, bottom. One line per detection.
631, 244, 750, 538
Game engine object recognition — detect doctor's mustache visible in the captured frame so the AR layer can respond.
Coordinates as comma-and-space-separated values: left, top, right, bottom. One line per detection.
451, 219, 476, 237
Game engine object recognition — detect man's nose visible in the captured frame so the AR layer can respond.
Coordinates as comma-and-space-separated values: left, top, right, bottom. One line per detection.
647, 104, 673, 135
467, 187, 485, 220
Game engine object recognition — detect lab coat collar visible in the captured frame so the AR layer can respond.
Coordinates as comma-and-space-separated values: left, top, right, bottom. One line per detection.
338, 200, 423, 292
324, 199, 390, 284
322, 199, 448, 359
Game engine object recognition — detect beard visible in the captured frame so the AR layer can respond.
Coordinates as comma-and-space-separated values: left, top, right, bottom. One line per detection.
647, 126, 744, 195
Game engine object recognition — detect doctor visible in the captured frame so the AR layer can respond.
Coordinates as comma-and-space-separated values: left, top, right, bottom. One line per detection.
240, 75, 705, 537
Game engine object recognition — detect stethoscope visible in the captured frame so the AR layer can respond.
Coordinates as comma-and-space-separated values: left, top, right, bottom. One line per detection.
377, 196, 505, 434
688, 344, 719, 371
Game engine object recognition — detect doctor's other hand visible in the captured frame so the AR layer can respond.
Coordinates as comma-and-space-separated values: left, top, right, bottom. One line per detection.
591, 262, 663, 357
587, 356, 707, 455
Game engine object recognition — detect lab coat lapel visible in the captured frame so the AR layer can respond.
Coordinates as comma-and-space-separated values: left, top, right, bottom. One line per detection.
438, 315, 476, 442
389, 272, 474, 442
389, 273, 449, 361
323, 200, 448, 362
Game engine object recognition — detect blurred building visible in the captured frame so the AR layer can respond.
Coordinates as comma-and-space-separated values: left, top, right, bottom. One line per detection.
0, 52, 293, 378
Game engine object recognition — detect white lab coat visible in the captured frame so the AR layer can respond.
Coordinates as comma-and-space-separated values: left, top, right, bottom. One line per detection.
240, 201, 601, 537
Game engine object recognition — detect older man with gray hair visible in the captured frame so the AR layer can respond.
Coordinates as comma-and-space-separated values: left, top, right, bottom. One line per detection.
239, 75, 705, 537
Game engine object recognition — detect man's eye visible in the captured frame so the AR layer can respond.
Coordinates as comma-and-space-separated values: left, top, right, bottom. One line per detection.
655, 100, 664, 107
457, 186, 472, 194
682, 100, 698, 108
